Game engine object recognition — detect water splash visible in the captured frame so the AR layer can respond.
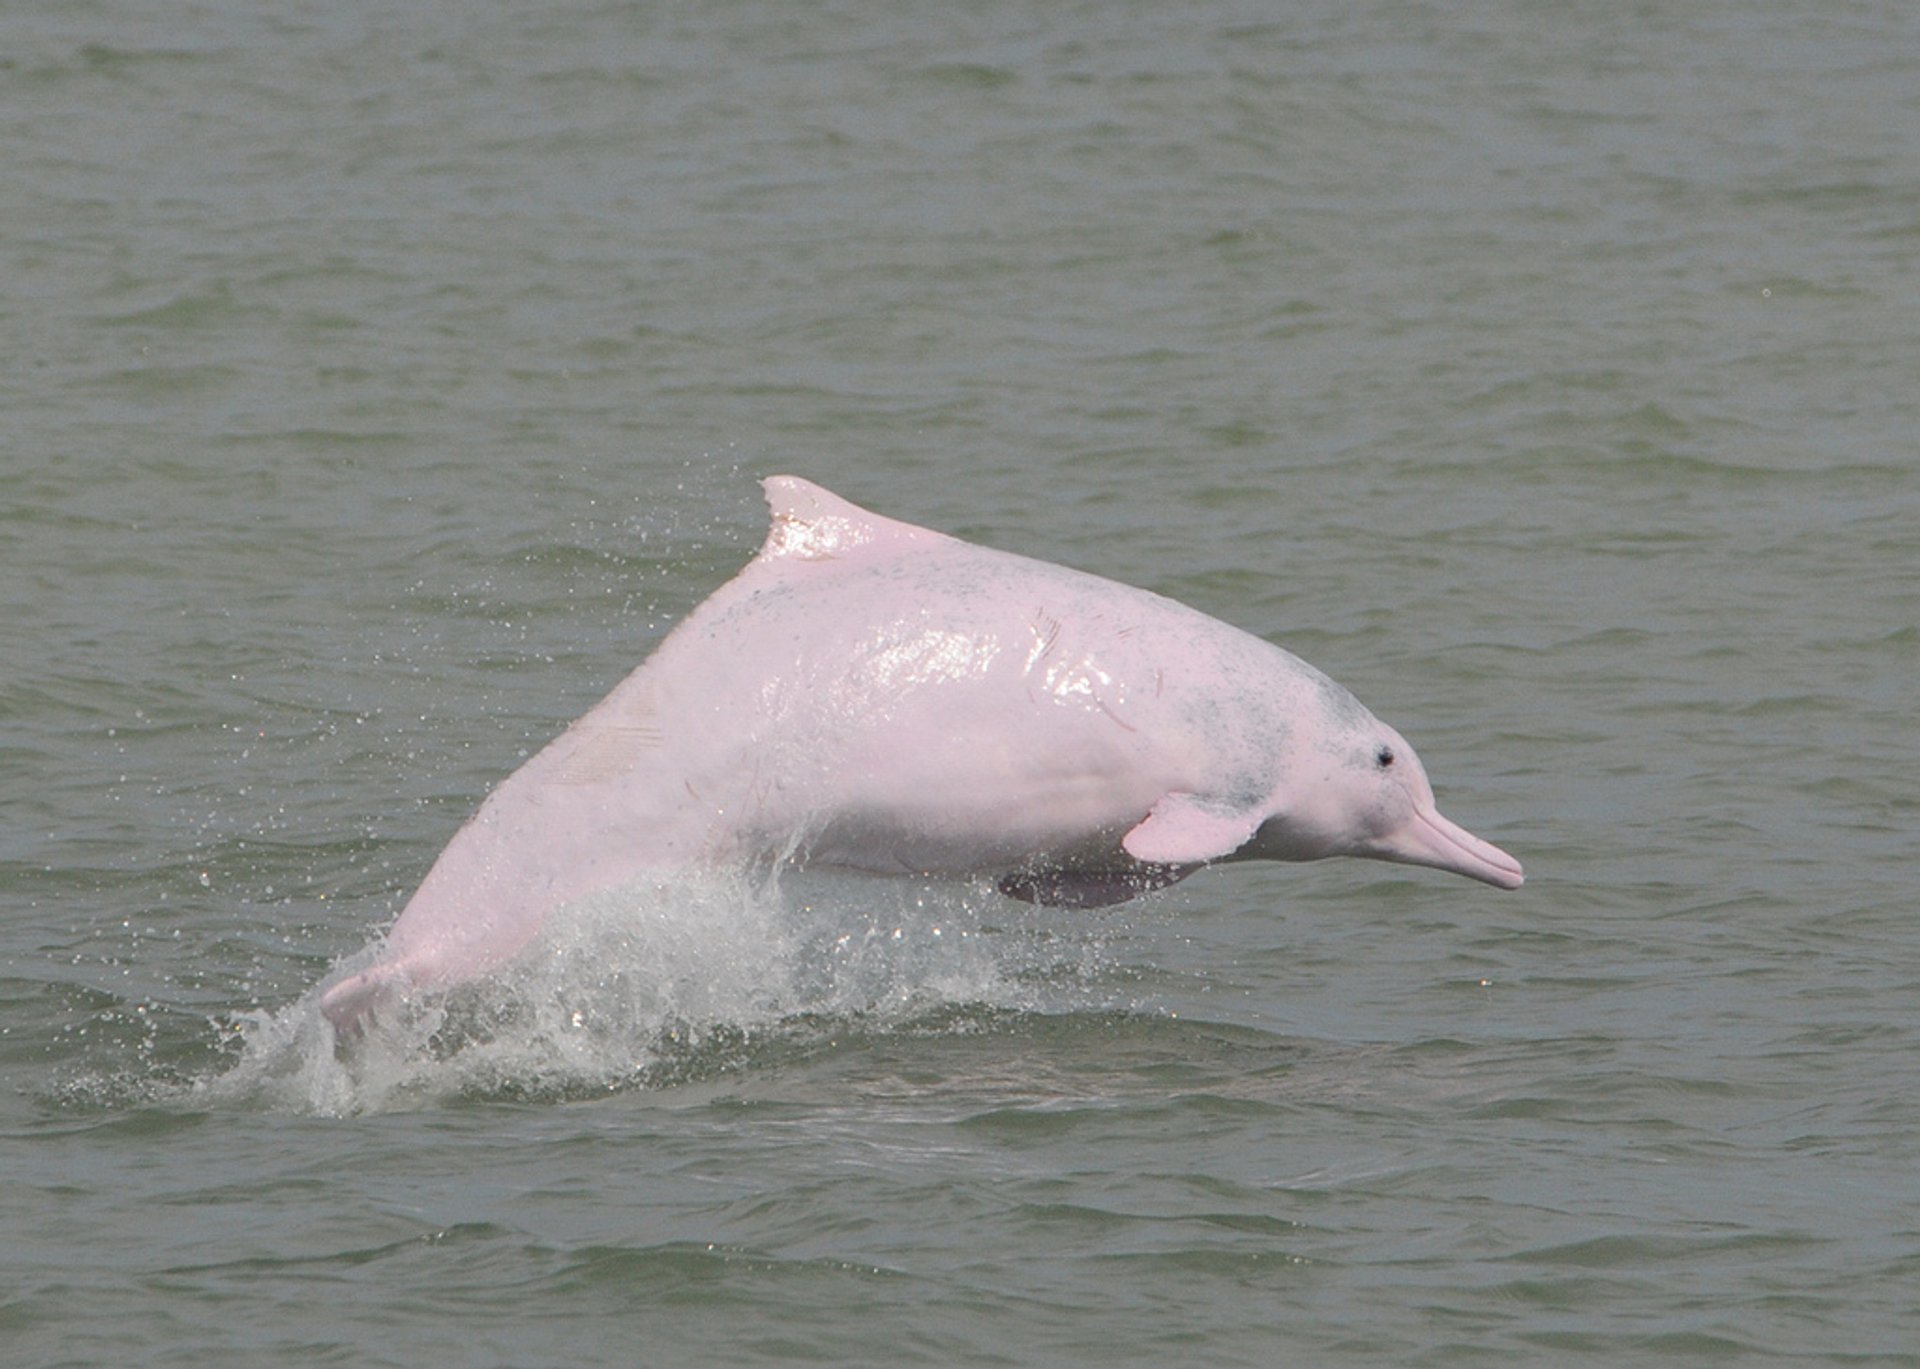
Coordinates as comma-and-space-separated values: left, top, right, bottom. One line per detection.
193, 869, 1108, 1116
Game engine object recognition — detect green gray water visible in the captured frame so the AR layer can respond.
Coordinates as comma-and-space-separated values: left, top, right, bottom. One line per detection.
5, 1, 1917, 1363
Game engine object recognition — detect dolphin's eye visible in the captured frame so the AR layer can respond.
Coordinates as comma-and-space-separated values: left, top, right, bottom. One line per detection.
1375, 745, 1395, 769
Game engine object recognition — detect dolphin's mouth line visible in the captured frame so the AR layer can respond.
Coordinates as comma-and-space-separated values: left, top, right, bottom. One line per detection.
1404, 807, 1526, 889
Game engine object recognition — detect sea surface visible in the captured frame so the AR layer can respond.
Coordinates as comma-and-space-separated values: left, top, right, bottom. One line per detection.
5, 1, 1918, 1364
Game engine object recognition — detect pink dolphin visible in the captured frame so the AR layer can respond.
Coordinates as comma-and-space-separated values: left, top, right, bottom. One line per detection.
318, 477, 1520, 1028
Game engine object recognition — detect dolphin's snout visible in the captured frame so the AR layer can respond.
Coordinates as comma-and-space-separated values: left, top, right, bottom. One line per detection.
1385, 806, 1524, 889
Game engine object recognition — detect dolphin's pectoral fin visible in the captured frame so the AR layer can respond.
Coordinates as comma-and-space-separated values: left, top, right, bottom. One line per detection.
316, 963, 409, 1038
997, 861, 1197, 909
1121, 792, 1264, 866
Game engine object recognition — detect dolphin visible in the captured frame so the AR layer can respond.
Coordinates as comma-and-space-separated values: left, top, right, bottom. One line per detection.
318, 476, 1520, 1028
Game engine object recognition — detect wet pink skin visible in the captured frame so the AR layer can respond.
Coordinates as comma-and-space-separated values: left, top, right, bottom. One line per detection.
318, 477, 1521, 1028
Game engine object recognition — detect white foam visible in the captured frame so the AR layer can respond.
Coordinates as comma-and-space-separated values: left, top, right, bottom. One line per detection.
198, 868, 1095, 1115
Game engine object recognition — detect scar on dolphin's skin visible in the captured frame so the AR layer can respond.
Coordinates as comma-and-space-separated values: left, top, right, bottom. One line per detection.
317, 477, 1520, 1031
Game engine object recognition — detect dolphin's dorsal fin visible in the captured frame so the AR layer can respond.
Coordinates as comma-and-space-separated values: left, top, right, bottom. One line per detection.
759, 476, 951, 563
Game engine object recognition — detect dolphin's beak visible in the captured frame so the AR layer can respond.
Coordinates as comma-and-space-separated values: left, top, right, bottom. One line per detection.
1381, 806, 1525, 889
